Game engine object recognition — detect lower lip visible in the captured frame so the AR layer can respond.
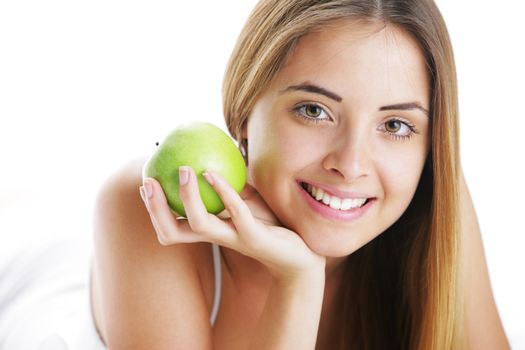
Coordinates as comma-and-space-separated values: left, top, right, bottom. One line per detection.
297, 181, 375, 222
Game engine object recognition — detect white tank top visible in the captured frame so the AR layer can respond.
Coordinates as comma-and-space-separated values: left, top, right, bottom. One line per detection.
210, 243, 222, 327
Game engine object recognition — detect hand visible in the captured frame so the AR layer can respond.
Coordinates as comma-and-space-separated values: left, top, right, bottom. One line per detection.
140, 166, 326, 281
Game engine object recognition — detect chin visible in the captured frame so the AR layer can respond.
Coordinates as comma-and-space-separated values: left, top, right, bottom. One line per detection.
297, 226, 369, 258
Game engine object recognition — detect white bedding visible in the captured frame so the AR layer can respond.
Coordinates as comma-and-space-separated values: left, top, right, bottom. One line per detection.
0, 197, 106, 350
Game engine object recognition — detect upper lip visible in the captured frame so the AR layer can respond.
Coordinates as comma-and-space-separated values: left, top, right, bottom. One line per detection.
297, 180, 376, 199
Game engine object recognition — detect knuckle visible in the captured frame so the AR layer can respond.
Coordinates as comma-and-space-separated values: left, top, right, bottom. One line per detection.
225, 203, 243, 220
244, 237, 263, 253
188, 217, 208, 233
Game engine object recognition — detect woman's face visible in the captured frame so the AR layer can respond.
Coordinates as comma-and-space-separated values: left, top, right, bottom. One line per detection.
243, 20, 431, 258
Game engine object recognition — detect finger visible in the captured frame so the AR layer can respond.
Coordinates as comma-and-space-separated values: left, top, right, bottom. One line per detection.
243, 196, 281, 226
141, 177, 204, 245
178, 166, 214, 231
202, 170, 259, 239
234, 182, 280, 226
178, 166, 240, 246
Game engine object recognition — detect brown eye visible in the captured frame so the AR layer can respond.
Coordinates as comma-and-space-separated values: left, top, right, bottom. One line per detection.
292, 103, 329, 124
305, 104, 322, 118
385, 120, 401, 133
380, 118, 418, 141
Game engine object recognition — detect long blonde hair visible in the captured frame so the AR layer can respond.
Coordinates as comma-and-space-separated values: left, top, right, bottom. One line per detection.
222, 0, 464, 348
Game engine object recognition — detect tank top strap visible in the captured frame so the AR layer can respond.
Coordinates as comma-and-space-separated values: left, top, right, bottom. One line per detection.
210, 243, 222, 327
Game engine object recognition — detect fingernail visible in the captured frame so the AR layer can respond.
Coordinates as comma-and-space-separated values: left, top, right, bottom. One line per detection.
139, 186, 146, 203
203, 171, 215, 185
179, 167, 189, 186
143, 179, 153, 198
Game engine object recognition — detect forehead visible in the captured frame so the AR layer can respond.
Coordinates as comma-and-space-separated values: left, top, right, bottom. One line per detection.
272, 20, 430, 105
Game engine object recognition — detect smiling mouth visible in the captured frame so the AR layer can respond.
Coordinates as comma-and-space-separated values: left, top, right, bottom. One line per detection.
300, 182, 371, 211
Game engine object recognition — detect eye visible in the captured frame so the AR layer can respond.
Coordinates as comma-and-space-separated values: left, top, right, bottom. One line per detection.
385, 120, 403, 133
304, 104, 323, 118
291, 103, 330, 124
380, 118, 419, 141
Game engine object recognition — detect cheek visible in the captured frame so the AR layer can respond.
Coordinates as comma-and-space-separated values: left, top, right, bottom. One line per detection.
248, 122, 318, 183
378, 148, 427, 212
247, 128, 282, 191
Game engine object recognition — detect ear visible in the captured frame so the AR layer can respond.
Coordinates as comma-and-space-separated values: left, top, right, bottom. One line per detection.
239, 123, 248, 165
241, 123, 248, 140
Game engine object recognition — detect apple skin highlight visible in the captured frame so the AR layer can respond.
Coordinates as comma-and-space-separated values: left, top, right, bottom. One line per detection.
142, 121, 247, 217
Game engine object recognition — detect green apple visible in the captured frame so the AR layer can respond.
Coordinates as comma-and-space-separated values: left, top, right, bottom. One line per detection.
142, 121, 247, 217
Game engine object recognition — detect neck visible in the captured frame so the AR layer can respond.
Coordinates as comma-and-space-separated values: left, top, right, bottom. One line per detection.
325, 255, 347, 281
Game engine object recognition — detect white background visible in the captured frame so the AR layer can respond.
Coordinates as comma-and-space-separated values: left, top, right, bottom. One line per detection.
0, 0, 523, 347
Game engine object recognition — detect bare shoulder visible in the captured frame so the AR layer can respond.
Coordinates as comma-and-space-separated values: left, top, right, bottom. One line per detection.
91, 156, 215, 349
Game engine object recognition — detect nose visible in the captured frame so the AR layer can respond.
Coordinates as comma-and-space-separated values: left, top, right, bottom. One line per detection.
321, 132, 372, 182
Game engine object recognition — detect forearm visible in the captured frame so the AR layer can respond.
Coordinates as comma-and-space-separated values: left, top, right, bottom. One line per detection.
249, 271, 326, 350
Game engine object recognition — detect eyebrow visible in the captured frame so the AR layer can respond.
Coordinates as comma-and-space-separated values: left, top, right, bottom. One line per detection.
281, 82, 429, 117
280, 82, 343, 102
379, 102, 429, 117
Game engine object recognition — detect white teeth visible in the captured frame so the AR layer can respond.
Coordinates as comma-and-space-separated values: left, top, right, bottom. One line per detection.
328, 197, 341, 210
315, 188, 324, 201
303, 183, 368, 211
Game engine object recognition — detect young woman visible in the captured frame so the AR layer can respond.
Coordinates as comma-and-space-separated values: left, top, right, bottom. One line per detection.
91, 0, 510, 348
